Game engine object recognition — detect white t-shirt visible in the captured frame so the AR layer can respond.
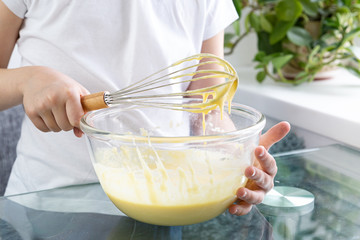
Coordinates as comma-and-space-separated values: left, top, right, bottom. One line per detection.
3, 0, 238, 195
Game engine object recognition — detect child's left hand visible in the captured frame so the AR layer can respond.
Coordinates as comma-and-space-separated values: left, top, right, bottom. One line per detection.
228, 121, 291, 216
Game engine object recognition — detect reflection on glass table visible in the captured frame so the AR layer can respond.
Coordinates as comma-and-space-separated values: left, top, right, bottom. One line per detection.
263, 144, 360, 240
0, 144, 359, 240
0, 184, 271, 240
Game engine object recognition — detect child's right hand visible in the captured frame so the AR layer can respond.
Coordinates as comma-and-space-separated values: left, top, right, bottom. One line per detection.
21, 66, 89, 137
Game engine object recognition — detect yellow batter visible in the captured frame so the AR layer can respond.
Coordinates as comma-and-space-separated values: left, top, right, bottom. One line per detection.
94, 146, 249, 225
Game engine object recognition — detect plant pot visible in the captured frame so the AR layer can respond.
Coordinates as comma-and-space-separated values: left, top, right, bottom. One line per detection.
281, 63, 338, 81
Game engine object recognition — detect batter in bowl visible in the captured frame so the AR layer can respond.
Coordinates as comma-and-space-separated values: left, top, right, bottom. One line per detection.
94, 144, 249, 225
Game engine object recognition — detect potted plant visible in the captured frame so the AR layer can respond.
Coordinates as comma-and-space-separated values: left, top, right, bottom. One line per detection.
225, 0, 360, 85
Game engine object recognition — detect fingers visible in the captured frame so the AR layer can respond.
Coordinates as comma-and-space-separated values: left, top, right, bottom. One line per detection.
229, 123, 289, 216
254, 146, 277, 177
39, 111, 61, 132
53, 104, 73, 131
66, 88, 87, 129
236, 187, 265, 205
259, 121, 291, 150
245, 146, 276, 192
22, 67, 89, 135
69, 88, 89, 138
28, 96, 83, 133
244, 166, 275, 192
29, 107, 75, 133
30, 115, 51, 132
73, 127, 84, 138
26, 102, 60, 132
228, 201, 253, 216
229, 146, 278, 216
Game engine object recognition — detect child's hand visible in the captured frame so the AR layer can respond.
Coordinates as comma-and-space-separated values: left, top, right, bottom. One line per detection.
229, 121, 291, 216
21, 66, 89, 137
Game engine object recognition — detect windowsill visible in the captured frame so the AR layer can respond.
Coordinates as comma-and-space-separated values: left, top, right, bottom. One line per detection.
233, 67, 360, 149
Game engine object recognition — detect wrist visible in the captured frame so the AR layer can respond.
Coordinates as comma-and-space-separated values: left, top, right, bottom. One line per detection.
17, 66, 48, 95
0, 66, 44, 109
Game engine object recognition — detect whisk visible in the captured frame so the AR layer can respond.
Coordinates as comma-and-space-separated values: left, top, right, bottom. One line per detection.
81, 53, 238, 113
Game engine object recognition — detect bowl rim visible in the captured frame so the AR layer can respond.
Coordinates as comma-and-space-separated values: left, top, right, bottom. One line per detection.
80, 102, 266, 143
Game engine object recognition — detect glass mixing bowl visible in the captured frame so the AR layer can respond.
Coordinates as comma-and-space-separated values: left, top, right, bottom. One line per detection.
80, 100, 265, 226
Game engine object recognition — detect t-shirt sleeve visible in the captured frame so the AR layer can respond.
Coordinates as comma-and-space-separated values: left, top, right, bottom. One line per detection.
1, 0, 27, 19
203, 0, 239, 40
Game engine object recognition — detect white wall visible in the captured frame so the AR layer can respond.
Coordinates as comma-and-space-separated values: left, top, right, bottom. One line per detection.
225, 31, 257, 68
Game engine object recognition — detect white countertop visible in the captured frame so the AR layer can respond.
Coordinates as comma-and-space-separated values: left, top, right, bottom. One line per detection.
233, 67, 360, 149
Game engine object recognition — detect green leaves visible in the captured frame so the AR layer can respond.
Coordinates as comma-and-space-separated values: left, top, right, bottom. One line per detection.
270, 0, 303, 44
299, 0, 318, 18
287, 27, 313, 46
340, 27, 360, 47
271, 54, 294, 70
260, 15, 273, 33
254, 52, 268, 83
256, 71, 267, 83
248, 12, 273, 33
257, 31, 283, 54
275, 0, 303, 21
270, 20, 296, 44
254, 51, 294, 83
249, 12, 261, 32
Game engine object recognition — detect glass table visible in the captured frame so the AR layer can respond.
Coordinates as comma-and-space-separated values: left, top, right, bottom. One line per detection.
1, 144, 359, 240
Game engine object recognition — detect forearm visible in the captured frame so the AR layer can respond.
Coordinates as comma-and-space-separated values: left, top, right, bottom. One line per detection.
0, 66, 35, 110
187, 30, 225, 92
0, 1, 26, 110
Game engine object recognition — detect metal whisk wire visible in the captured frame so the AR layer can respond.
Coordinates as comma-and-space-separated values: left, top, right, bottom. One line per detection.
81, 53, 238, 112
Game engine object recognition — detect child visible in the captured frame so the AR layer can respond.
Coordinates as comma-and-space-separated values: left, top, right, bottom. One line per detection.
0, 0, 290, 216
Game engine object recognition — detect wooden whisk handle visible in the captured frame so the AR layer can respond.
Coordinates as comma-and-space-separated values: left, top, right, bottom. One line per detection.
81, 91, 109, 112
